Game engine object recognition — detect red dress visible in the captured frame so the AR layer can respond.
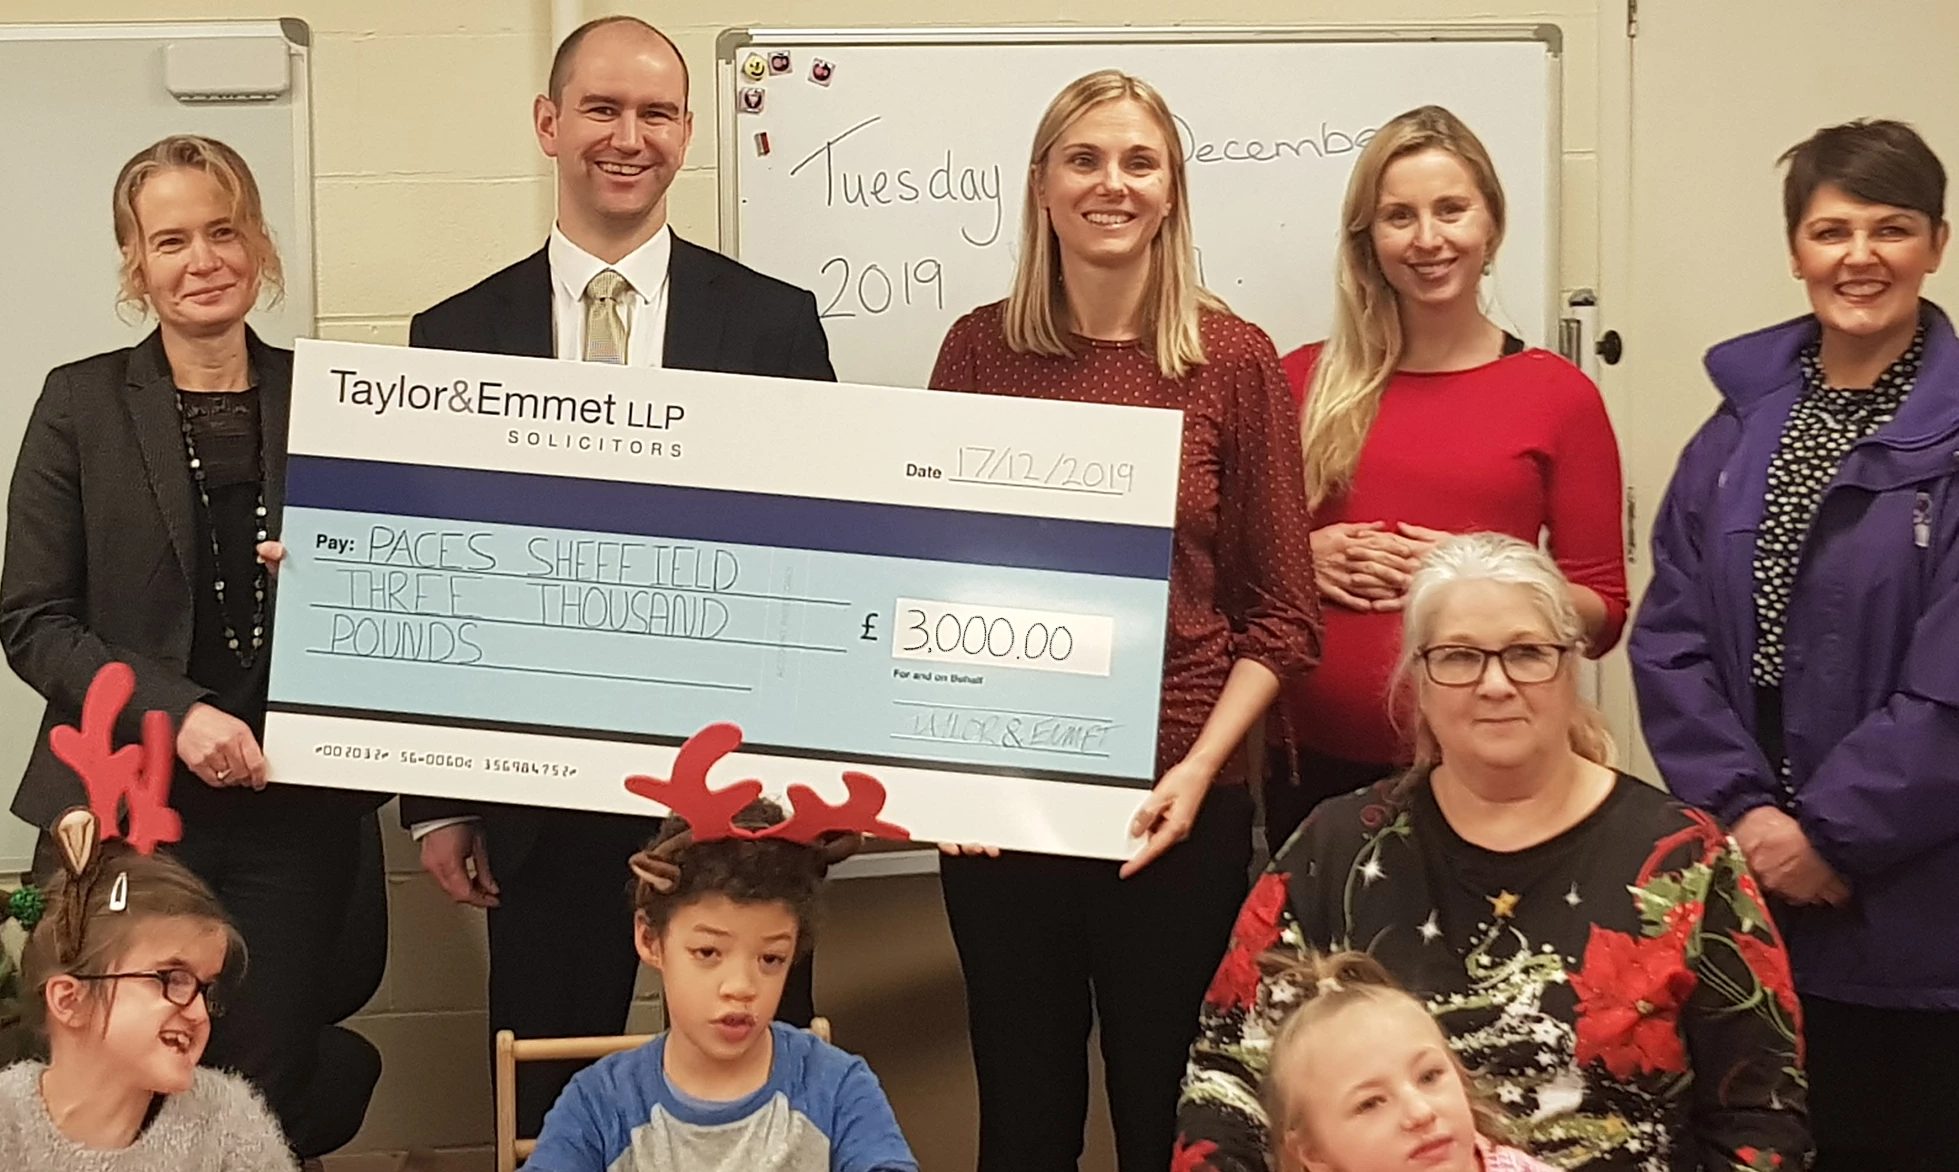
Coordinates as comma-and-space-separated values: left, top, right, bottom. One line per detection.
1280, 343, 1628, 765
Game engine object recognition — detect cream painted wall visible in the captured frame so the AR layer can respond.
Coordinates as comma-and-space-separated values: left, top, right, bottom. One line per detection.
1, 2, 1606, 1169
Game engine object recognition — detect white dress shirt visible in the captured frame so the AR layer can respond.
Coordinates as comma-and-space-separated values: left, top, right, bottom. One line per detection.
548, 223, 672, 367
411, 225, 675, 844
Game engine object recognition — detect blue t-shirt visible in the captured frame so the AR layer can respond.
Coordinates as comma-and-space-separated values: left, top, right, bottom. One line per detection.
524, 1024, 917, 1172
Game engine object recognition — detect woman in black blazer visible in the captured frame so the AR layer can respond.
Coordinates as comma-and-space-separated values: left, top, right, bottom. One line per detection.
0, 135, 379, 1156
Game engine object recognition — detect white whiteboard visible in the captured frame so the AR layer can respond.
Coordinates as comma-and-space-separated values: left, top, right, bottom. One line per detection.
0, 21, 316, 871
718, 27, 1559, 389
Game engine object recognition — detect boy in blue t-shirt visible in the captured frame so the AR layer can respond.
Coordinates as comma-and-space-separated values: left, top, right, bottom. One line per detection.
525, 786, 916, 1172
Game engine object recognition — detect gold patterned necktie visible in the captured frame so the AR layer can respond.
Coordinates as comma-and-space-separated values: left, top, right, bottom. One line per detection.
582, 269, 633, 364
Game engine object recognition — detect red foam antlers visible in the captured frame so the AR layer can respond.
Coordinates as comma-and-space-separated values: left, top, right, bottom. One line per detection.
47, 663, 182, 854
624, 723, 910, 844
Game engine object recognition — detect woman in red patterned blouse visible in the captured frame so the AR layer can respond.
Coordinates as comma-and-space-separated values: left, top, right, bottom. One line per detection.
928, 70, 1321, 1172
1268, 106, 1628, 855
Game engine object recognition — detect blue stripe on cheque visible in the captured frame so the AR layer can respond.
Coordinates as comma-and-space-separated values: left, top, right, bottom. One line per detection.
286, 455, 1173, 579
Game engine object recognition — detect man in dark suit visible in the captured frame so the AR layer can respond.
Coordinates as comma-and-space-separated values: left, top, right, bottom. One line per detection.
405, 15, 833, 1130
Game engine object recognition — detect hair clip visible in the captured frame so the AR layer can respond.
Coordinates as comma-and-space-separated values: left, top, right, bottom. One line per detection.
108, 872, 129, 912
1317, 977, 1344, 995
624, 723, 911, 846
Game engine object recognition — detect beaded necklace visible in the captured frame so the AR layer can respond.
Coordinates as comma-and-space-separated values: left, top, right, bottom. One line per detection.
173, 389, 268, 667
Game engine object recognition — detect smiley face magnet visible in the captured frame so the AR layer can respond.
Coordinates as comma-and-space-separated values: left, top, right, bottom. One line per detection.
741, 53, 767, 82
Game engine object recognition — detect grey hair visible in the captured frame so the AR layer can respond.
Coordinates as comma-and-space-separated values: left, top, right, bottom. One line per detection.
1392, 532, 1614, 769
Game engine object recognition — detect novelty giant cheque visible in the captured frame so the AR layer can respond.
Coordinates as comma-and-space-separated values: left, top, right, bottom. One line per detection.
262, 340, 1184, 859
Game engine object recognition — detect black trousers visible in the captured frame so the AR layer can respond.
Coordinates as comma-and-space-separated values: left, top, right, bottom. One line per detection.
490, 807, 816, 1134
939, 785, 1254, 1172
1805, 996, 1959, 1172
1262, 744, 1397, 859
169, 793, 382, 1158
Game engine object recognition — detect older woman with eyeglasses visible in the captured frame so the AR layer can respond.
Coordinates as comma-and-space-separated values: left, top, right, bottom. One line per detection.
1174, 534, 1809, 1172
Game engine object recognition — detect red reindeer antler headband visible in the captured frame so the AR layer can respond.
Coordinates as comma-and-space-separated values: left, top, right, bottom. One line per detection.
622, 723, 910, 892
47, 663, 183, 872
624, 723, 910, 844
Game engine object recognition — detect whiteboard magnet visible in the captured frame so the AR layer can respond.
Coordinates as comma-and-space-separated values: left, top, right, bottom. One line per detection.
768, 50, 792, 75
163, 36, 290, 103
741, 52, 767, 82
738, 87, 766, 114
755, 131, 771, 157
809, 58, 835, 86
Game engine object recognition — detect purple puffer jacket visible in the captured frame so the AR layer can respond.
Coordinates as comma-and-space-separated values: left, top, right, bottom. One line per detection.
1631, 301, 1959, 1011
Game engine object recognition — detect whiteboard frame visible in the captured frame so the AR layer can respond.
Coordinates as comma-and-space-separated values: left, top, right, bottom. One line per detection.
0, 19, 316, 875
716, 24, 1563, 343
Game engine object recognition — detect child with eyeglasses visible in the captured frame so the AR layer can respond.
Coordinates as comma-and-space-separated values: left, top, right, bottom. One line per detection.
0, 664, 293, 1169
0, 829, 293, 1169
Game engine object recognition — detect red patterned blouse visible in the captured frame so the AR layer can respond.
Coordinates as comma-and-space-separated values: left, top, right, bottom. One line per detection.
930, 302, 1322, 780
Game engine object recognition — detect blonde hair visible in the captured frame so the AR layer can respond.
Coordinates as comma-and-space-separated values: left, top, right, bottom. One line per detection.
1260, 949, 1512, 1171
111, 134, 284, 319
1393, 533, 1613, 772
1004, 70, 1227, 380
1299, 106, 1507, 508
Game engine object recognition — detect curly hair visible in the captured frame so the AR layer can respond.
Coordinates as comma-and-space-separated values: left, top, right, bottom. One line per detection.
630, 799, 852, 957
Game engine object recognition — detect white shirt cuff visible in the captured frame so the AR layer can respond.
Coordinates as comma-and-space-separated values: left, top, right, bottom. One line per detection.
409, 816, 481, 841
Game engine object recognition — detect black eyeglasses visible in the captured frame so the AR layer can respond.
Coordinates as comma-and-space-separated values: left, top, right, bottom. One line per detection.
78, 969, 222, 1015
1419, 642, 1572, 687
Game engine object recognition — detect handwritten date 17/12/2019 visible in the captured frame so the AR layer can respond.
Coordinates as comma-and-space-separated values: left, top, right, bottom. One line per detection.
949, 446, 1135, 496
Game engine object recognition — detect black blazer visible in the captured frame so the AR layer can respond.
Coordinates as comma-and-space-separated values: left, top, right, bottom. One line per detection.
399, 233, 835, 847
2, 330, 292, 829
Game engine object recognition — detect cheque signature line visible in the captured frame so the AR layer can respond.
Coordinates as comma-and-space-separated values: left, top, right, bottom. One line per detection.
308, 602, 848, 655
302, 648, 752, 692
311, 556, 852, 607
887, 732, 1112, 759
890, 698, 1115, 726
944, 477, 1125, 497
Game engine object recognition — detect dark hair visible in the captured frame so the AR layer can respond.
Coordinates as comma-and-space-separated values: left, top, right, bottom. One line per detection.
20, 841, 241, 1035
547, 15, 689, 106
631, 800, 839, 958
1780, 119, 1947, 240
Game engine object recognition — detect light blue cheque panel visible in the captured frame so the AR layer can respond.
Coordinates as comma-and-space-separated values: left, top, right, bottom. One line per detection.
268, 507, 1168, 787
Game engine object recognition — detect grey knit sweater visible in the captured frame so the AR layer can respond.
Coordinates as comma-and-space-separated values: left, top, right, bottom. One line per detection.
0, 1062, 295, 1171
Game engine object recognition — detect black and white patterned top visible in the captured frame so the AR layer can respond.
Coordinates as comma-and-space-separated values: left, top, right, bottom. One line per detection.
1750, 329, 1924, 689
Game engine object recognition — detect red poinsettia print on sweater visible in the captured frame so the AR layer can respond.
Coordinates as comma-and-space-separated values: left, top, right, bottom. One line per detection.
1206, 872, 1290, 1012
1174, 774, 1809, 1172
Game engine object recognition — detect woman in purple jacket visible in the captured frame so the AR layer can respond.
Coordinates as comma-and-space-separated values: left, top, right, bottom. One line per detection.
1631, 118, 1959, 1172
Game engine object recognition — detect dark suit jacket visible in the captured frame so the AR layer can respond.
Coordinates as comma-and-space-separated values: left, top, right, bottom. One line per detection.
400, 233, 835, 861
2, 330, 292, 829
